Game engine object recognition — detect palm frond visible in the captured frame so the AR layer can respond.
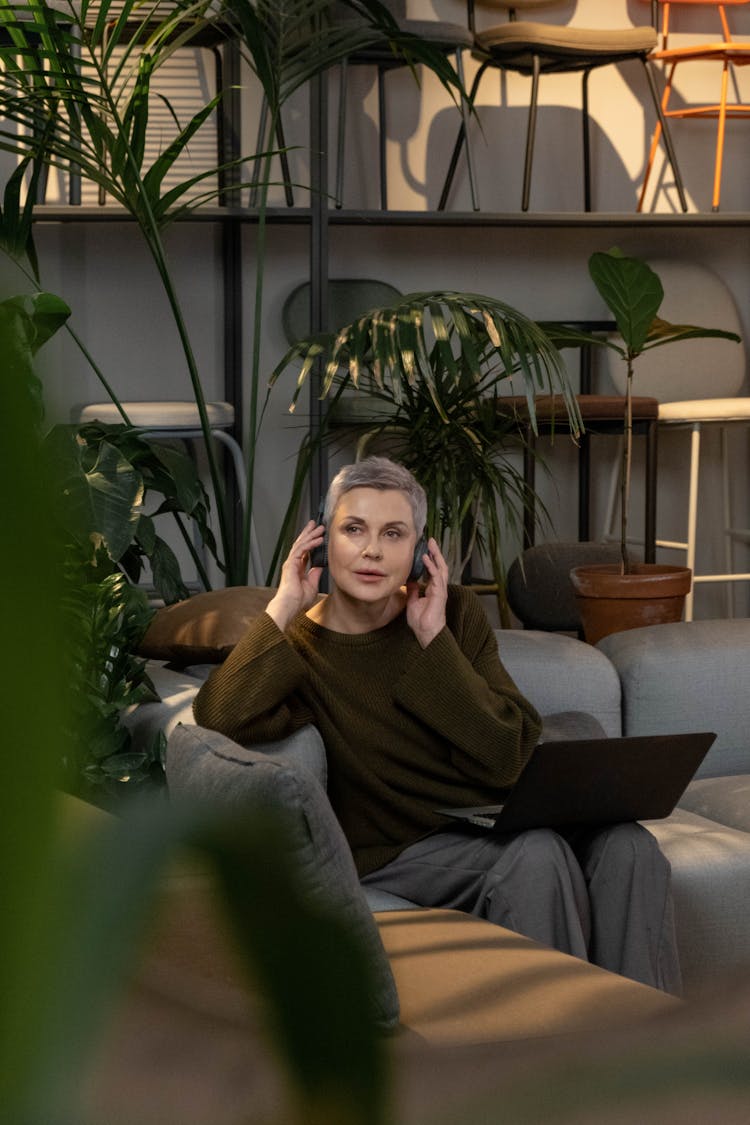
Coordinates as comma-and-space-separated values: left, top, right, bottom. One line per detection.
269, 290, 575, 596
223, 0, 463, 110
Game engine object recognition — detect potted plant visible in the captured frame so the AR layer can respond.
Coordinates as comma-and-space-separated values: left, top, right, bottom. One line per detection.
268, 289, 582, 626
555, 249, 741, 643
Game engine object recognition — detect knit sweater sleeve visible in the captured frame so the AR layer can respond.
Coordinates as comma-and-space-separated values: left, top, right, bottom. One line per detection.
192, 612, 314, 745
393, 587, 542, 788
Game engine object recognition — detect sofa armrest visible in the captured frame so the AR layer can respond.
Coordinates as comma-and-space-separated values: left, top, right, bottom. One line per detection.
598, 620, 750, 779
496, 630, 622, 737
122, 661, 203, 752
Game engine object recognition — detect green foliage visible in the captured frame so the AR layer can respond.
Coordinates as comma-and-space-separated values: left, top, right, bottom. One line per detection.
0, 281, 388, 1125
0, 153, 43, 275
43, 420, 220, 601
270, 290, 580, 621
0, 290, 199, 796
587, 248, 741, 361
0, 289, 70, 424
60, 571, 163, 800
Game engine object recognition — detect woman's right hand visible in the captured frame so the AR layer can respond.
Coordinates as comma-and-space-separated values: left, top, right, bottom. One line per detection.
265, 520, 325, 631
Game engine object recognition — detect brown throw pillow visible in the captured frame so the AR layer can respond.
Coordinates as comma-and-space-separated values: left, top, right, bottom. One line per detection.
139, 586, 277, 664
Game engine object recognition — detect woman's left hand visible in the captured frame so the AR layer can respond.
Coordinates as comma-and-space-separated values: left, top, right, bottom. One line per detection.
405, 537, 449, 649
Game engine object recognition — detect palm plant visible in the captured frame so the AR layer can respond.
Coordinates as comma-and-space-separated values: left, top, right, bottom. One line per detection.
0, 0, 466, 589
269, 289, 582, 624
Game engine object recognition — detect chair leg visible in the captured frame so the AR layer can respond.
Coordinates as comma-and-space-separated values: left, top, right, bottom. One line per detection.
212, 430, 264, 585
644, 419, 658, 564
377, 64, 388, 210
275, 114, 295, 208
720, 425, 734, 617
455, 48, 479, 211
684, 422, 701, 622
249, 97, 269, 208
582, 68, 592, 213
523, 426, 537, 550
637, 62, 672, 212
712, 59, 730, 212
640, 59, 687, 213
578, 428, 591, 541
249, 98, 294, 208
438, 63, 486, 211
336, 60, 348, 209
601, 436, 623, 545
521, 54, 541, 212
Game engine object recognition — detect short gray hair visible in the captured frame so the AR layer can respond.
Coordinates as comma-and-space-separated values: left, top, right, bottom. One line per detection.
323, 456, 427, 533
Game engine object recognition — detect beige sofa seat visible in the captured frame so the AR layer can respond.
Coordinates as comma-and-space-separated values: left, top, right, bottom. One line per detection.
140, 873, 677, 1050
375, 908, 678, 1046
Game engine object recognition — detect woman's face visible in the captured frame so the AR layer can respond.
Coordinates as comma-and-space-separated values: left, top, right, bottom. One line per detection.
327, 487, 418, 602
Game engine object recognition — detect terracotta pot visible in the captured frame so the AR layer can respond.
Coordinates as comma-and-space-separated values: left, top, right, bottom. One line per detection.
569, 563, 693, 645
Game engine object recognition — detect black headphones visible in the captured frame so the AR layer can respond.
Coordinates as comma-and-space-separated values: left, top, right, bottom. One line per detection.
310, 502, 427, 581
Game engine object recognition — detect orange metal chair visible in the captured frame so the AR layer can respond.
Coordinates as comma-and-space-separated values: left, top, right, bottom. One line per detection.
638, 1, 750, 212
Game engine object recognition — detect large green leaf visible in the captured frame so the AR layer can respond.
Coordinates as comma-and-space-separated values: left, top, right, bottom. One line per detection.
643, 315, 741, 350
4, 290, 72, 352
0, 153, 41, 275
84, 439, 145, 562
589, 248, 664, 356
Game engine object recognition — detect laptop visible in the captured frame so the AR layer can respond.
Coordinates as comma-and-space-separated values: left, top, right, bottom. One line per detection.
436, 731, 716, 833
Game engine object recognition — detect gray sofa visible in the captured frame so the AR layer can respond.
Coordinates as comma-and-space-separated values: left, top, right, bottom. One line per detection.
499, 619, 750, 995
129, 616, 750, 1006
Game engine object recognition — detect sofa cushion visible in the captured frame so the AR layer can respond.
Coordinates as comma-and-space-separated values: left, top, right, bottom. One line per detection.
598, 620, 750, 778
645, 808, 750, 993
497, 630, 622, 736
139, 586, 277, 664
539, 711, 608, 742
165, 723, 398, 1029
678, 774, 750, 834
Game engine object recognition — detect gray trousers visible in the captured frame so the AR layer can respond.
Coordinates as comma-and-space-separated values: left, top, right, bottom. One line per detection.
362, 822, 682, 995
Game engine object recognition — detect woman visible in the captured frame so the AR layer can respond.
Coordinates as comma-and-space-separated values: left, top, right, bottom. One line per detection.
194, 456, 681, 993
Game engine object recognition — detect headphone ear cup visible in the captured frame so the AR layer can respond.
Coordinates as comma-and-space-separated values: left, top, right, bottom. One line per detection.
409, 537, 427, 582
310, 502, 328, 569
310, 526, 328, 570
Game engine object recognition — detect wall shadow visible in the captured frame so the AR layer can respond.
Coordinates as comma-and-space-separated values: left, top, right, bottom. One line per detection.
425, 103, 640, 212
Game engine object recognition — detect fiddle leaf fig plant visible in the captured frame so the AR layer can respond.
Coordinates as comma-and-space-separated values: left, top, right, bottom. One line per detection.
547, 249, 742, 572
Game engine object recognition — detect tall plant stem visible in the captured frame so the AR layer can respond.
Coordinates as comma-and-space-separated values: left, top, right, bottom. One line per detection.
173, 511, 212, 590
620, 354, 634, 574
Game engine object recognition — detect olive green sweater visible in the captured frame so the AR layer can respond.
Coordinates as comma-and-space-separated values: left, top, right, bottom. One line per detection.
193, 586, 542, 876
